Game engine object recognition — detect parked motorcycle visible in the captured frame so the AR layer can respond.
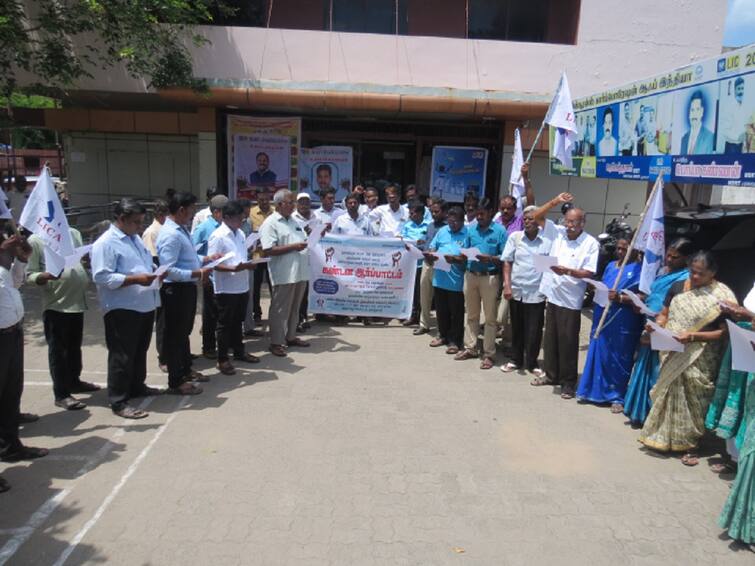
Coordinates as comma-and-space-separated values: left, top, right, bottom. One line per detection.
596, 203, 633, 278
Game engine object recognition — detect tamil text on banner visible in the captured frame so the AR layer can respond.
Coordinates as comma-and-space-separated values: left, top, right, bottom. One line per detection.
429, 146, 488, 202
300, 146, 354, 203
549, 43, 755, 187
308, 235, 418, 318
226, 115, 302, 199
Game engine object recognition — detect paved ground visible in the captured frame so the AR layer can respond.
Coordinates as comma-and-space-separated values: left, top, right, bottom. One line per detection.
1, 283, 753, 565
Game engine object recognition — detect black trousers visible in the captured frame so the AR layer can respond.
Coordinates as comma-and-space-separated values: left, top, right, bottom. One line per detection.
252, 263, 272, 319
216, 292, 248, 362
0, 324, 24, 457
153, 256, 165, 364
201, 282, 218, 353
104, 309, 154, 409
43, 310, 84, 400
434, 287, 464, 347
509, 300, 545, 371
543, 302, 582, 388
161, 283, 197, 388
410, 267, 421, 320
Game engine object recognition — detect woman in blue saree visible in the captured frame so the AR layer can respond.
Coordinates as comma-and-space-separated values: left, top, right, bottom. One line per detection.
577, 239, 645, 411
623, 238, 693, 426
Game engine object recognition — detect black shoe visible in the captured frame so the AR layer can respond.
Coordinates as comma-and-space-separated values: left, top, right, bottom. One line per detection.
413, 327, 430, 335
18, 413, 39, 424
1, 445, 49, 462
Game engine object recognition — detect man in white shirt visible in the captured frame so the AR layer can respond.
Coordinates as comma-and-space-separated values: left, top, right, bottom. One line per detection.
533, 204, 599, 399
333, 193, 372, 235
292, 192, 313, 228
723, 77, 747, 154
597, 108, 618, 156
141, 199, 168, 261
312, 187, 344, 231
370, 185, 408, 236
208, 200, 259, 375
260, 190, 310, 357
0, 226, 48, 486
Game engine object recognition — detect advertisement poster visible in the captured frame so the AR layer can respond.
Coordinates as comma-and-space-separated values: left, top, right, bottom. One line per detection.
308, 235, 417, 318
430, 146, 488, 202
550, 43, 755, 187
300, 146, 354, 202
226, 116, 302, 199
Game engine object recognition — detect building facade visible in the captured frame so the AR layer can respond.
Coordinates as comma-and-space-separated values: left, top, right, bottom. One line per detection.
22, 0, 727, 233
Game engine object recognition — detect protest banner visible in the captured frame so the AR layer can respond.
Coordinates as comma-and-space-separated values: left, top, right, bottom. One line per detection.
429, 146, 488, 202
308, 235, 417, 318
300, 146, 353, 203
226, 116, 302, 199
550, 43, 755, 187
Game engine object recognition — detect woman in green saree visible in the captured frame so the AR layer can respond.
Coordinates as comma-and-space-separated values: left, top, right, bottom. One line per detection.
638, 251, 736, 463
717, 283, 755, 546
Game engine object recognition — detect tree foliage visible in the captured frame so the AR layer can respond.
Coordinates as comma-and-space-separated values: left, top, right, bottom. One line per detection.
0, 1, 231, 99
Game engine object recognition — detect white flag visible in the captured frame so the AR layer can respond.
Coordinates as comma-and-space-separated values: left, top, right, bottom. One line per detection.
635, 178, 665, 295
19, 168, 75, 276
545, 72, 578, 168
0, 188, 11, 220
509, 129, 525, 215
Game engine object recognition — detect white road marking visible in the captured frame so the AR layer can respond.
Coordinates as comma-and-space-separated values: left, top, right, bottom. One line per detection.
24, 368, 165, 378
0, 396, 155, 565
52, 395, 187, 566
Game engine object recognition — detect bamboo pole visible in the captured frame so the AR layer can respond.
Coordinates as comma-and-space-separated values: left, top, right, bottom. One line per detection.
593, 176, 662, 339
524, 120, 546, 164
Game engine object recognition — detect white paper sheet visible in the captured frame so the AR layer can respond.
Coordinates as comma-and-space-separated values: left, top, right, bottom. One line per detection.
533, 254, 558, 273
245, 233, 260, 249
647, 320, 684, 352
727, 320, 755, 373
308, 228, 323, 247
622, 289, 658, 316
426, 252, 452, 272
583, 278, 609, 307
459, 247, 483, 260
63, 244, 92, 269
205, 251, 236, 270
134, 263, 174, 293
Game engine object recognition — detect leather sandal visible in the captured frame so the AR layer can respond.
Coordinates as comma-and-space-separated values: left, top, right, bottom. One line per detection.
285, 338, 310, 348
454, 349, 477, 361
113, 405, 149, 420
55, 397, 87, 411
235, 352, 261, 363
269, 345, 287, 357
185, 370, 210, 382
217, 361, 236, 375
168, 382, 203, 396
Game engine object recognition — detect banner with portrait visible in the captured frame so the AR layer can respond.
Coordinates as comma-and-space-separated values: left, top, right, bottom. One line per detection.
429, 146, 488, 202
227, 115, 302, 199
308, 235, 417, 318
550, 43, 755, 187
300, 146, 354, 203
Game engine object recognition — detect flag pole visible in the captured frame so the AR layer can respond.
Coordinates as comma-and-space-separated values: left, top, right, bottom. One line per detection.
524, 120, 547, 164
593, 176, 662, 339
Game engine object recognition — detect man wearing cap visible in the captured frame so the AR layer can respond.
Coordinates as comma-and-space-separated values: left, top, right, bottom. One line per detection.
192, 194, 229, 359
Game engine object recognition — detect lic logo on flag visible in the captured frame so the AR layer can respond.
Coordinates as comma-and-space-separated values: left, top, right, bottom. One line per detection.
717, 59, 726, 73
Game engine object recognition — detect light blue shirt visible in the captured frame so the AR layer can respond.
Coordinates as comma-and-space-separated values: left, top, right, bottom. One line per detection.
91, 224, 160, 313
401, 219, 430, 268
192, 216, 220, 256
464, 222, 508, 274
157, 218, 201, 283
501, 228, 554, 303
429, 225, 467, 292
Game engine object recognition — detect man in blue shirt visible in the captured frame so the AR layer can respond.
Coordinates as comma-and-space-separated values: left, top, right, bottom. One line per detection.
424, 206, 467, 354
157, 192, 214, 397
91, 199, 162, 419
400, 200, 430, 326
454, 198, 508, 370
192, 194, 228, 358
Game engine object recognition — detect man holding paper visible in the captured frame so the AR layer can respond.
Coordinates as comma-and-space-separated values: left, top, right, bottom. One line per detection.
157, 192, 216, 395
260, 190, 309, 358
454, 198, 507, 370
400, 200, 430, 327
534, 207, 599, 399
91, 199, 164, 419
424, 206, 468, 354
208, 200, 261, 375
27, 226, 100, 410
192, 194, 229, 358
